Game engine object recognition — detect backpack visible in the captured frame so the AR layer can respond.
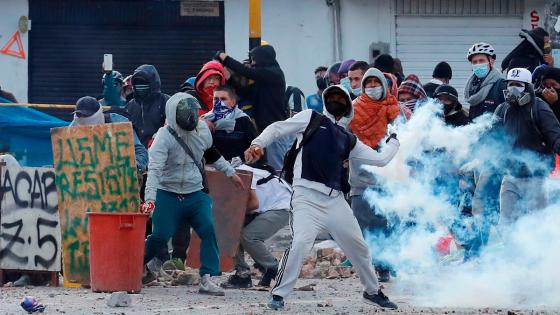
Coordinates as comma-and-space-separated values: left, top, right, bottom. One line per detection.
280, 111, 357, 194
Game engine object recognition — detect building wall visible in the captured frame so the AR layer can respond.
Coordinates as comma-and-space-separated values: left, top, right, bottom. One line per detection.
0, 0, 28, 103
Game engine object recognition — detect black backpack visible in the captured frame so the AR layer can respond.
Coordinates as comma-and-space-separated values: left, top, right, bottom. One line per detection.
280, 111, 357, 193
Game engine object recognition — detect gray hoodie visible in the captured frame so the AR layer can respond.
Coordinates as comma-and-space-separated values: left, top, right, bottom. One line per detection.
144, 93, 235, 201
359, 67, 389, 100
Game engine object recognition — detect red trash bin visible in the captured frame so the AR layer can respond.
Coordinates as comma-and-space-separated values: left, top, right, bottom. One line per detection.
87, 213, 148, 293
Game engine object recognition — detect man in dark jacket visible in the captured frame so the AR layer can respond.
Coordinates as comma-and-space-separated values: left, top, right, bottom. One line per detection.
424, 62, 452, 98
216, 46, 288, 132
216, 45, 290, 170
464, 42, 506, 120
493, 68, 560, 225
125, 64, 170, 148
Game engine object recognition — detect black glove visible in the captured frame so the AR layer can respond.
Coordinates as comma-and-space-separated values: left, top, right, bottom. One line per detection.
214, 50, 225, 63
386, 133, 397, 143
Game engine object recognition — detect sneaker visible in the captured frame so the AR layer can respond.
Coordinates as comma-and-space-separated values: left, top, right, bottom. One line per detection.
220, 274, 253, 289
163, 258, 185, 271
199, 274, 225, 296
363, 290, 398, 309
376, 267, 390, 283
267, 295, 284, 310
258, 266, 278, 287
142, 266, 157, 285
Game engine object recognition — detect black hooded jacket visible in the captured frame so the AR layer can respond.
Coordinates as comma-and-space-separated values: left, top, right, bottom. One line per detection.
125, 65, 170, 148
501, 28, 548, 72
494, 87, 560, 175
222, 45, 289, 132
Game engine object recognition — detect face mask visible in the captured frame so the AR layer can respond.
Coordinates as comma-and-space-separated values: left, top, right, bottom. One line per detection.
399, 99, 417, 111
203, 86, 216, 96
352, 86, 362, 96
505, 85, 531, 106
340, 77, 352, 92
365, 87, 383, 100
176, 99, 200, 131
472, 63, 490, 79
211, 99, 234, 121
325, 101, 348, 117
316, 77, 327, 90
133, 84, 151, 99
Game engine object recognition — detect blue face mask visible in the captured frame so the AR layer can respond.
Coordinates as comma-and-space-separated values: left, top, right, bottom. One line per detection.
472, 63, 489, 79
340, 77, 352, 92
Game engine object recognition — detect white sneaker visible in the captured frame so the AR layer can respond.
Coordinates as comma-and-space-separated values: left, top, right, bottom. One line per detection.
199, 274, 225, 296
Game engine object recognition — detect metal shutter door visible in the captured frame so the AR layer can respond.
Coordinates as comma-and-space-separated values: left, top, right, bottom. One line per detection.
396, 16, 523, 98
29, 0, 224, 112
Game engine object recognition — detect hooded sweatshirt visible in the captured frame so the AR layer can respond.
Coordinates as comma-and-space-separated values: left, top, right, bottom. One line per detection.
251, 85, 399, 196
222, 45, 288, 132
350, 68, 400, 149
125, 65, 170, 148
144, 93, 235, 201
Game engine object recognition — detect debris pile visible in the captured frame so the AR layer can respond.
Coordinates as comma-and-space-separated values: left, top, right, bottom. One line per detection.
299, 248, 353, 279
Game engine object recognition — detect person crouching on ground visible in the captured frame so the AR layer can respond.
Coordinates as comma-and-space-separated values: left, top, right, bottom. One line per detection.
221, 163, 291, 289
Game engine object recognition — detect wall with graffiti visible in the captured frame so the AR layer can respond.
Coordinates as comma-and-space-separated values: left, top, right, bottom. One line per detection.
0, 0, 28, 103
0, 166, 61, 272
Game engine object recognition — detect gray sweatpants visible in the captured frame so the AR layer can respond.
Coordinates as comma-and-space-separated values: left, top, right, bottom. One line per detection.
234, 209, 290, 272
499, 175, 547, 225
272, 186, 379, 299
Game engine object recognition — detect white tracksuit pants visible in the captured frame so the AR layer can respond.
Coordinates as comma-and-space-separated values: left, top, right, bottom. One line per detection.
271, 186, 379, 298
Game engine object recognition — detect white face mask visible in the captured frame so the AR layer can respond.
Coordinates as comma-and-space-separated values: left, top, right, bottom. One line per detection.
364, 87, 383, 100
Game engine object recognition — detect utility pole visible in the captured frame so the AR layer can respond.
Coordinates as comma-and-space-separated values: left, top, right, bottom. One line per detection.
249, 0, 261, 50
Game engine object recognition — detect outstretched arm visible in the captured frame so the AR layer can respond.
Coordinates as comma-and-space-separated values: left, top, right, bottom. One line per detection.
349, 138, 399, 167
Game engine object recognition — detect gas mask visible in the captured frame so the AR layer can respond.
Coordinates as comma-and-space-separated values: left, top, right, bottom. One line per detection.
504, 84, 531, 107
176, 97, 201, 131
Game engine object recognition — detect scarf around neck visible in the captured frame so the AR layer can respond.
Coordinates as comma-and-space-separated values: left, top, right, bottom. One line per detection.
464, 68, 503, 108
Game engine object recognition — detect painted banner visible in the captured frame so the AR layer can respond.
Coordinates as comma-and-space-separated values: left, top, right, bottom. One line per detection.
187, 170, 252, 271
51, 122, 140, 286
0, 166, 61, 271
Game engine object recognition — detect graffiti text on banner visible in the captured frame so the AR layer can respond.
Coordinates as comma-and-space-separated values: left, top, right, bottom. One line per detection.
51, 122, 139, 286
0, 166, 61, 271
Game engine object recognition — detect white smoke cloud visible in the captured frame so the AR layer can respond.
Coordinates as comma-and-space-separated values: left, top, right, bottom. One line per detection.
361, 100, 560, 308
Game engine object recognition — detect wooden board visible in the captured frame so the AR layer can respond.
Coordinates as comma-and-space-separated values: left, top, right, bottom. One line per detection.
51, 122, 140, 286
0, 166, 61, 272
186, 170, 252, 272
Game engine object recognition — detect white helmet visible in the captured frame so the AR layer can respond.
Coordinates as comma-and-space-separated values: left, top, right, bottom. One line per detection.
467, 42, 496, 61
506, 68, 532, 84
